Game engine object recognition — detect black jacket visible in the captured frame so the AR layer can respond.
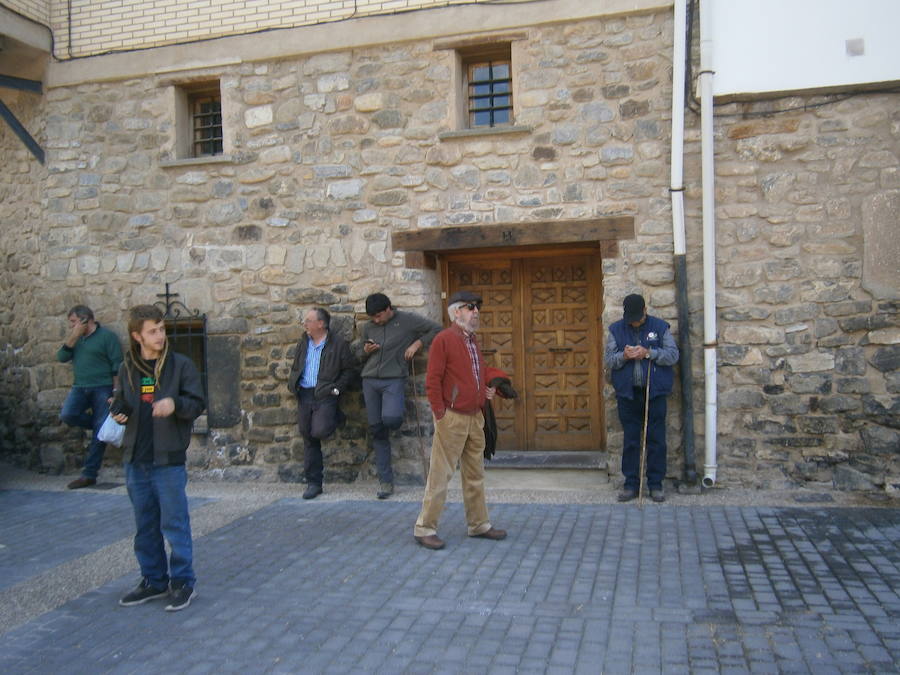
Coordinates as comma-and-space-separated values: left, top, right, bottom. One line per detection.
117, 352, 206, 466
287, 331, 356, 400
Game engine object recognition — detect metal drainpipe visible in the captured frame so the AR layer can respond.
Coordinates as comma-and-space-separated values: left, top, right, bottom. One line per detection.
669, 0, 697, 485
699, 0, 718, 487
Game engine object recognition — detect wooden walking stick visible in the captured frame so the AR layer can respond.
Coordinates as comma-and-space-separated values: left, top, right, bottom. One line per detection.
409, 357, 430, 479
638, 357, 653, 508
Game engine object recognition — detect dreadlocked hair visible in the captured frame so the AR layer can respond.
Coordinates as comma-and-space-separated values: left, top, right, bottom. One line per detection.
124, 305, 169, 392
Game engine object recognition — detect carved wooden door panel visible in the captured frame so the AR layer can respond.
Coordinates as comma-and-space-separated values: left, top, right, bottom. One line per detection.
445, 251, 603, 452
522, 256, 601, 451
446, 260, 522, 449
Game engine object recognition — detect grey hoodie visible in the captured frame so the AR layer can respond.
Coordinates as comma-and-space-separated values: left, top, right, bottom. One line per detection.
360, 310, 441, 379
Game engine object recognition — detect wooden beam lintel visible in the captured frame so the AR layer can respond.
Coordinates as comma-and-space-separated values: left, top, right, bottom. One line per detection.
392, 217, 634, 255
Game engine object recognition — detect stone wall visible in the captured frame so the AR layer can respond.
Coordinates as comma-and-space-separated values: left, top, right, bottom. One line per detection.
0, 6, 897, 490
705, 96, 900, 490
0, 85, 46, 470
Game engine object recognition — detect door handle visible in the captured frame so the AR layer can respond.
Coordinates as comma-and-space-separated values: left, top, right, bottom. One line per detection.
549, 347, 572, 353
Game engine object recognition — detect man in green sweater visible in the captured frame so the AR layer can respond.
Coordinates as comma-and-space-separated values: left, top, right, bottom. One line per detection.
56, 305, 123, 488
361, 293, 441, 499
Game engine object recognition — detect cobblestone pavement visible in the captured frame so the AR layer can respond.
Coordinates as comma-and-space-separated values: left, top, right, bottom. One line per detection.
0, 481, 898, 674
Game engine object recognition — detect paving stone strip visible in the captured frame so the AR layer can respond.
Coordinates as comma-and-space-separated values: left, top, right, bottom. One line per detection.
0, 489, 268, 635
0, 493, 897, 674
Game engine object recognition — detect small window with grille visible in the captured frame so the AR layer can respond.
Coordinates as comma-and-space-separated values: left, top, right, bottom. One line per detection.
462, 44, 513, 129
169, 80, 226, 162
190, 91, 223, 158
165, 316, 208, 400
467, 60, 512, 127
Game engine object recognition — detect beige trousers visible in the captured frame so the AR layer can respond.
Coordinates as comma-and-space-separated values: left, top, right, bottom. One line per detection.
414, 409, 492, 538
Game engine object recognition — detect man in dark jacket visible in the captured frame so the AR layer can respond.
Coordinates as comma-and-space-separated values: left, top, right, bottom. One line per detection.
413, 290, 507, 550
287, 307, 356, 499
111, 305, 205, 612
361, 292, 440, 499
604, 293, 679, 503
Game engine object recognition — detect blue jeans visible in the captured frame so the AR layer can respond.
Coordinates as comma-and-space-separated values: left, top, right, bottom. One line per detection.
362, 377, 406, 484
617, 390, 668, 491
125, 463, 195, 589
60, 385, 113, 479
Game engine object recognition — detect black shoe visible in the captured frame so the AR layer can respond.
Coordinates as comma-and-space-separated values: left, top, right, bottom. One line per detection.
377, 482, 394, 500
617, 488, 638, 502
165, 584, 195, 612
67, 477, 96, 490
119, 579, 169, 607
650, 488, 665, 503
303, 484, 323, 500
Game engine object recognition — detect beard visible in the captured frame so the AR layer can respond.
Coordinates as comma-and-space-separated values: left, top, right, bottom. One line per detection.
458, 315, 479, 333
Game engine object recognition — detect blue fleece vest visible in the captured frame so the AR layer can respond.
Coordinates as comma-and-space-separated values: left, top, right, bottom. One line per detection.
609, 315, 675, 400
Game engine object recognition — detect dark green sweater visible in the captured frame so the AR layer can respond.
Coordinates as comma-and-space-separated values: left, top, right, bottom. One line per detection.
56, 324, 123, 386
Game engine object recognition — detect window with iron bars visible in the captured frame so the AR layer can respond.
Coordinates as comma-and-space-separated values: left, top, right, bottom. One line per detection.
190, 92, 223, 158
165, 316, 208, 400
466, 56, 512, 128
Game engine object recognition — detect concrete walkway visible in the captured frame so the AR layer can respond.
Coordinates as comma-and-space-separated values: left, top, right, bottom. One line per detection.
1, 464, 898, 674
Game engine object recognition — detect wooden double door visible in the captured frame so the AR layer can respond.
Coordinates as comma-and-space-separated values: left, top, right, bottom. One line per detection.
442, 249, 604, 452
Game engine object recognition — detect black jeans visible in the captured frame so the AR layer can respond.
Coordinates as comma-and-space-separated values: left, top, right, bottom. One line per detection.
297, 388, 339, 487
617, 389, 668, 491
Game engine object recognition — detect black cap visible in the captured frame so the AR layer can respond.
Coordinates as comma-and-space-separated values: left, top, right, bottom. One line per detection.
448, 290, 482, 306
365, 293, 391, 316
623, 294, 645, 322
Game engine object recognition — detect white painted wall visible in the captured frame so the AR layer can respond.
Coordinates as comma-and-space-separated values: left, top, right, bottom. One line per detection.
709, 0, 900, 97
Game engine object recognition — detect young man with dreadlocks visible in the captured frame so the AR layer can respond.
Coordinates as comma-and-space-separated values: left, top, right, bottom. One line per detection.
110, 305, 205, 611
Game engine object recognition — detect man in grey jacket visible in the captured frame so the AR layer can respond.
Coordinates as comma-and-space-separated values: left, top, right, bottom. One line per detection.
361, 293, 440, 499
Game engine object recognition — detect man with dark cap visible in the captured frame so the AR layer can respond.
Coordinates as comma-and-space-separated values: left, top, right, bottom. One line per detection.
361, 293, 441, 499
413, 290, 507, 550
604, 293, 679, 502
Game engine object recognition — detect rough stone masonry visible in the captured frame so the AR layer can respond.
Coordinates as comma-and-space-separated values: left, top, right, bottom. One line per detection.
0, 8, 897, 490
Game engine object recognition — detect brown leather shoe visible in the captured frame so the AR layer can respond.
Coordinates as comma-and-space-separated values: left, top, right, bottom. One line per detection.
414, 534, 445, 550
67, 477, 96, 490
472, 527, 507, 541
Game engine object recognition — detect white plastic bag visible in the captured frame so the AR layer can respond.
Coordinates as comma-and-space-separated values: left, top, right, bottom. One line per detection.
97, 413, 125, 447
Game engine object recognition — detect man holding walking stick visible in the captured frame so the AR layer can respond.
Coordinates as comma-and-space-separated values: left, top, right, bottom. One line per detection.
604, 294, 679, 503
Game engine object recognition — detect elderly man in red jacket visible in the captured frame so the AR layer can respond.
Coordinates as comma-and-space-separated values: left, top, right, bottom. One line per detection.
413, 290, 508, 550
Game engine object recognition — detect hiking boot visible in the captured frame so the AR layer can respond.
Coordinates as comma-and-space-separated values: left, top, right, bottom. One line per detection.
377, 482, 394, 500
67, 477, 96, 490
119, 579, 169, 607
165, 583, 195, 612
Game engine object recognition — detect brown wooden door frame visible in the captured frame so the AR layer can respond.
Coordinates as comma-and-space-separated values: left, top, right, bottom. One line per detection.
438, 243, 606, 452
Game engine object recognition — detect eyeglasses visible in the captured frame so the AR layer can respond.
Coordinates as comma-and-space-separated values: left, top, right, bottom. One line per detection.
462, 302, 482, 311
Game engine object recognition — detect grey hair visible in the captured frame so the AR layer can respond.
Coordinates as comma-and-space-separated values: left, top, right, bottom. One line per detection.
447, 302, 464, 322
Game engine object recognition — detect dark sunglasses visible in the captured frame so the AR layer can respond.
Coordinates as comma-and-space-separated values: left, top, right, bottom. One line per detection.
462, 302, 482, 311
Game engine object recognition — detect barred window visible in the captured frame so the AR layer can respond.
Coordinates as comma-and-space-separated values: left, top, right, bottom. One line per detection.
190, 92, 223, 158
467, 59, 512, 128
